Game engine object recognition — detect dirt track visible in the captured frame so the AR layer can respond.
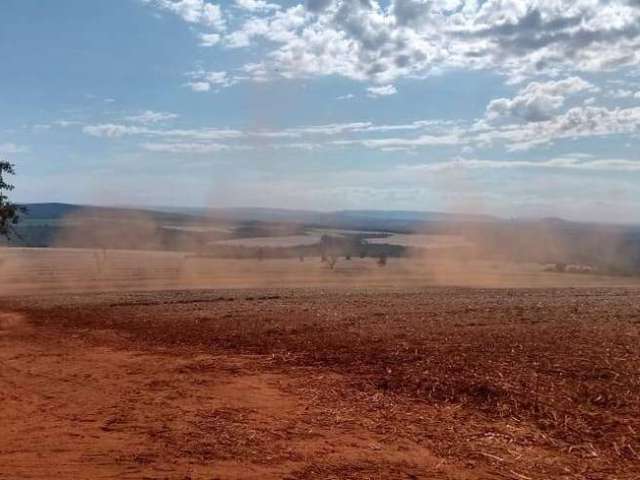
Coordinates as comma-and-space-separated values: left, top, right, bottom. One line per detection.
2, 287, 640, 479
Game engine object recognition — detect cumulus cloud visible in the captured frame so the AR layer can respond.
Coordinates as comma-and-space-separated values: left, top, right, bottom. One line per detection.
392, 0, 433, 28
607, 88, 638, 99
234, 0, 280, 12
260, 1, 640, 82
225, 5, 306, 48
187, 81, 211, 92
148, 0, 225, 29
204, 70, 235, 87
304, 0, 332, 13
367, 84, 398, 97
476, 104, 640, 150
186, 70, 236, 91
143, 0, 640, 87
199, 33, 220, 46
486, 77, 596, 122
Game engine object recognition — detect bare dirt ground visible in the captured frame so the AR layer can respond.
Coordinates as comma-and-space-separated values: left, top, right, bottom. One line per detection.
2, 248, 640, 295
2, 285, 640, 479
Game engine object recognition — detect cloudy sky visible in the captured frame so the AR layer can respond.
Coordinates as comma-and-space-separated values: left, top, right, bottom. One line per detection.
2, 0, 640, 222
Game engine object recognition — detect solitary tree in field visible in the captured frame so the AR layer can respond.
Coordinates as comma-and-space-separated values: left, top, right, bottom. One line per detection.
319, 235, 339, 270
0, 160, 23, 238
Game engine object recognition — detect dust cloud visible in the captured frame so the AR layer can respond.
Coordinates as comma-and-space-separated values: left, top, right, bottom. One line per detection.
403, 166, 640, 288
2, 199, 639, 295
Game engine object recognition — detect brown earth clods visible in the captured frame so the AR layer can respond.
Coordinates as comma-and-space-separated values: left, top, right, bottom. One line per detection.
1, 287, 640, 479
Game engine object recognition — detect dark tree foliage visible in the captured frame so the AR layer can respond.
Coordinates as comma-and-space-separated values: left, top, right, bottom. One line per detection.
0, 161, 24, 238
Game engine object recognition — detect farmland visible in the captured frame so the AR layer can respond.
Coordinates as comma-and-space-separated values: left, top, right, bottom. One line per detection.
2, 247, 640, 295
1, 248, 640, 479
2, 205, 640, 479
7, 2, 640, 477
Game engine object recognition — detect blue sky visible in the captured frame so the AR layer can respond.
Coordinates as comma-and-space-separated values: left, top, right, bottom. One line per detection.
2, 0, 640, 222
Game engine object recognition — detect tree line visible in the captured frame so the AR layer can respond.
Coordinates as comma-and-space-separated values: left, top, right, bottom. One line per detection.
0, 160, 22, 239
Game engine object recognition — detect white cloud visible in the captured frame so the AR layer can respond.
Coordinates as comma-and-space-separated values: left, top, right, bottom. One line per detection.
612, 89, 635, 98
143, 0, 640, 87
264, 104, 640, 152
205, 71, 235, 87
481, 104, 640, 151
142, 142, 234, 153
186, 81, 211, 92
487, 77, 596, 122
225, 5, 306, 49
366, 84, 398, 97
83, 124, 148, 138
84, 118, 461, 141
255, 122, 374, 138
83, 124, 243, 140
401, 156, 640, 172
337, 93, 355, 100
244, 1, 640, 83
0, 143, 28, 154
125, 110, 179, 124
270, 142, 320, 150
53, 120, 81, 128
81, 102, 640, 154
149, 0, 225, 29
186, 70, 236, 92
199, 33, 221, 46
357, 119, 459, 133
336, 133, 463, 149
234, 0, 280, 12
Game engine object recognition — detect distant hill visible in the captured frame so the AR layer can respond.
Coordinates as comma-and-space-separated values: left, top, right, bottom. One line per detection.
19, 203, 498, 231
21, 203, 205, 224
158, 206, 498, 231
330, 209, 497, 223
8, 203, 500, 249
21, 203, 84, 220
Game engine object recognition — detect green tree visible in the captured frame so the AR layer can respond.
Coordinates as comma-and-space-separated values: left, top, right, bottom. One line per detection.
0, 161, 24, 238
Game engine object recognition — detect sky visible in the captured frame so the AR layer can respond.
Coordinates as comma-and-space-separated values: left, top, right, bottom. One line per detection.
2, 0, 640, 223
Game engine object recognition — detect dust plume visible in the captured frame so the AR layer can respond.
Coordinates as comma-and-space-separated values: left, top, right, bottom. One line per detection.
405, 166, 640, 288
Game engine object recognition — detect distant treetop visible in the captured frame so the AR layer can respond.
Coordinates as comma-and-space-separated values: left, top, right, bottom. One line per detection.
0, 160, 24, 239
